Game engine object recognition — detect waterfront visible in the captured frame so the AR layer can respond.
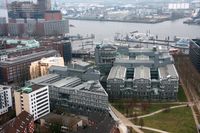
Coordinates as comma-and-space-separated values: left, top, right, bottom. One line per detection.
69, 18, 200, 42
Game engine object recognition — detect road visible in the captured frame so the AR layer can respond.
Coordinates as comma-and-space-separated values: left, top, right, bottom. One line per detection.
180, 78, 200, 133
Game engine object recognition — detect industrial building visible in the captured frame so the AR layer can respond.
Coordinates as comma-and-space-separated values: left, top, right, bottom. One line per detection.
95, 44, 179, 100
189, 39, 200, 72
14, 84, 50, 121
0, 85, 12, 115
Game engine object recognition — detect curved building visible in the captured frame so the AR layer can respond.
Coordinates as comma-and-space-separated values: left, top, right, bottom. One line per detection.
95, 44, 117, 74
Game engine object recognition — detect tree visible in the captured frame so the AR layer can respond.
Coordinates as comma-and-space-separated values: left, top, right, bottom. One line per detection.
139, 118, 144, 129
133, 112, 138, 124
48, 117, 63, 133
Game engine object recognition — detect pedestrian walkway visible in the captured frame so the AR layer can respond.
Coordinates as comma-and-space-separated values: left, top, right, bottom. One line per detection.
128, 104, 192, 119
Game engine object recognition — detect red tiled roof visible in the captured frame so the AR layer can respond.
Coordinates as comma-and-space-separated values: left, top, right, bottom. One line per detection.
2, 111, 34, 133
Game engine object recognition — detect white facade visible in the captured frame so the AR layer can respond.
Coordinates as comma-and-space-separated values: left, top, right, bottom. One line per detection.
14, 85, 50, 121
0, 85, 12, 115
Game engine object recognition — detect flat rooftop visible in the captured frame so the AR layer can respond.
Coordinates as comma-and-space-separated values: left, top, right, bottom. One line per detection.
107, 66, 126, 80
158, 64, 179, 79
0, 50, 57, 65
134, 66, 150, 79
135, 55, 149, 60
18, 84, 46, 93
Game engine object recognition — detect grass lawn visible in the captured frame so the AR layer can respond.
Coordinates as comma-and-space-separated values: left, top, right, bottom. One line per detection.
111, 100, 181, 117
177, 85, 188, 102
141, 129, 156, 133
133, 107, 196, 133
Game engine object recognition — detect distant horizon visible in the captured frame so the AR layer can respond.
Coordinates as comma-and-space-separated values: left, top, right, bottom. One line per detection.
7, 0, 194, 4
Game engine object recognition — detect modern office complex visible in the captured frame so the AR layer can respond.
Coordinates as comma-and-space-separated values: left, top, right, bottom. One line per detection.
28, 74, 108, 112
14, 84, 50, 121
189, 39, 200, 72
30, 57, 64, 79
0, 85, 12, 115
0, 50, 59, 84
96, 44, 179, 100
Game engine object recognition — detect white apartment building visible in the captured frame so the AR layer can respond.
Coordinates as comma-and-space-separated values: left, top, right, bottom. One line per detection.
14, 84, 50, 120
0, 85, 12, 115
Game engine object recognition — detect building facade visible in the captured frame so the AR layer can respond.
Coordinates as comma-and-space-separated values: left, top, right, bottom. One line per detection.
0, 50, 59, 84
0, 19, 69, 37
8, 1, 42, 19
0, 85, 12, 115
44, 10, 62, 21
14, 84, 50, 121
189, 39, 200, 72
96, 44, 179, 100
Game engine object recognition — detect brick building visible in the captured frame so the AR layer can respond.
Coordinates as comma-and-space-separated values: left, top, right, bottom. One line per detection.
0, 111, 34, 133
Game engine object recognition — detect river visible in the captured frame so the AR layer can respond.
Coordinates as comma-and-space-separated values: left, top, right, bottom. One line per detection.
69, 18, 200, 42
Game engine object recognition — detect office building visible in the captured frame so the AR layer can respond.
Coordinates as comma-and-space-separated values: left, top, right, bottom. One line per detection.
27, 63, 106, 112
0, 50, 59, 84
0, 85, 12, 115
0, 111, 34, 133
189, 39, 200, 72
95, 44, 179, 100
14, 84, 50, 121
30, 57, 64, 79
